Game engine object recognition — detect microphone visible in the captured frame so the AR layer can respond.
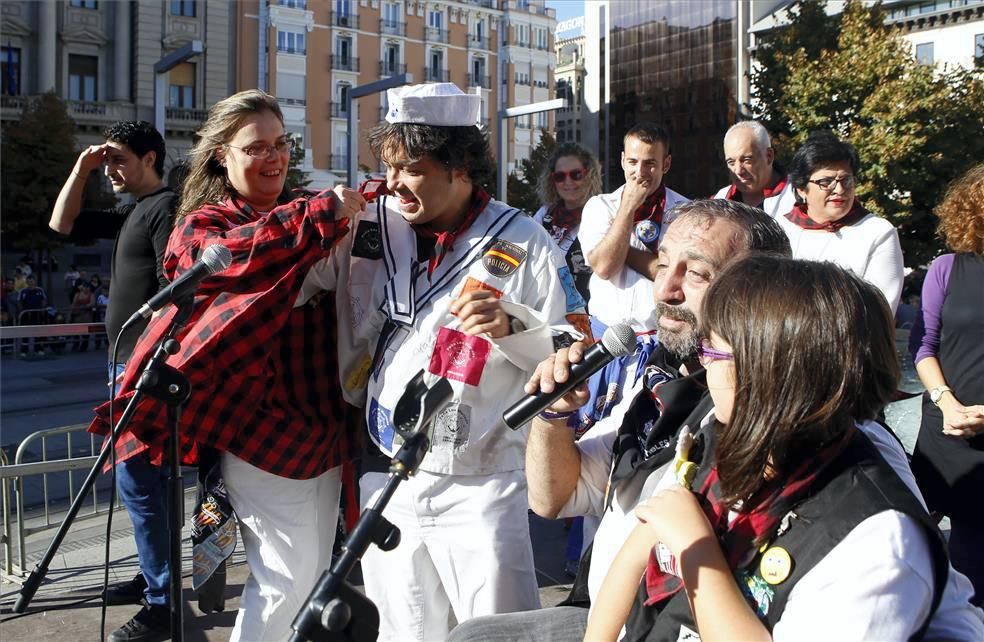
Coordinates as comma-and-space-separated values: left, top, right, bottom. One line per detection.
503, 323, 636, 430
124, 244, 233, 327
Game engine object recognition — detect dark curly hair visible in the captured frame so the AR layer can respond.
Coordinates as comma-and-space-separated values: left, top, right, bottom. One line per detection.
935, 164, 984, 255
103, 121, 166, 178
789, 131, 860, 203
367, 122, 495, 188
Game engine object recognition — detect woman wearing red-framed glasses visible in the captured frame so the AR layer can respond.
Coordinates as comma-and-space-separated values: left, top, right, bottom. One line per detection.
533, 143, 602, 306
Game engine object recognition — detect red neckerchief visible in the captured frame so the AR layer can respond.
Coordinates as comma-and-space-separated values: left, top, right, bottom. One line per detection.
634, 184, 667, 224
643, 427, 854, 606
547, 202, 583, 230
412, 187, 491, 276
725, 173, 788, 201
784, 201, 868, 233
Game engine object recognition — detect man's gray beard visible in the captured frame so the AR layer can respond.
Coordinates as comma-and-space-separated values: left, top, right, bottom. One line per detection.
654, 301, 699, 361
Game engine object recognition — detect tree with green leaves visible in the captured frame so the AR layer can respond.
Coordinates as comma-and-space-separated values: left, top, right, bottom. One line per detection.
285, 133, 311, 192
505, 129, 556, 214
751, 0, 984, 266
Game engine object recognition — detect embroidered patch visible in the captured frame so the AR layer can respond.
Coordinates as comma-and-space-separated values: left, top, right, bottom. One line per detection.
352, 220, 383, 259
557, 266, 587, 312
433, 402, 471, 450
738, 570, 775, 617
565, 313, 594, 344
482, 239, 527, 277
367, 398, 395, 451
428, 326, 491, 386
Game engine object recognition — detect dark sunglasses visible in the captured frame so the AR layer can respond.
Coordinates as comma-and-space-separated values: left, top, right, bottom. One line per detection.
551, 169, 587, 183
696, 338, 734, 366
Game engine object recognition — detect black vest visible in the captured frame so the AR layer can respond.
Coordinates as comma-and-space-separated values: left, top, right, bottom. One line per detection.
623, 429, 949, 642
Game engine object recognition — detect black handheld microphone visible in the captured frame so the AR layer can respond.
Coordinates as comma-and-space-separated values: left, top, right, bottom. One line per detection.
503, 323, 636, 430
123, 244, 233, 328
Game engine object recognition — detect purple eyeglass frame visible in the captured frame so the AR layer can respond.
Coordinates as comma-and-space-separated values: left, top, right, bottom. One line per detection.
696, 338, 733, 363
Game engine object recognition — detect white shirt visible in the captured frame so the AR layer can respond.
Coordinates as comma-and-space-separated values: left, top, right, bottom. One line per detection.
562, 407, 984, 640
777, 212, 904, 313
578, 185, 690, 331
712, 179, 796, 220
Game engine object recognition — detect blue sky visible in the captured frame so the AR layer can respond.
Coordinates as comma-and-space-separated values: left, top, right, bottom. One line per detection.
547, 0, 585, 24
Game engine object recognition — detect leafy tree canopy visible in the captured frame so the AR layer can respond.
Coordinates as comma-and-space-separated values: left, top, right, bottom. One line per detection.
751, 0, 984, 266
506, 129, 556, 214
285, 133, 311, 192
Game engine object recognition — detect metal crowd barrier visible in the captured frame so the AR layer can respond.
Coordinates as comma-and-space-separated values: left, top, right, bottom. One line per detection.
0, 321, 107, 359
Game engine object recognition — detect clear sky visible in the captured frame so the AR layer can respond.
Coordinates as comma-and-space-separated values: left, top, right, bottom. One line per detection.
547, 0, 585, 25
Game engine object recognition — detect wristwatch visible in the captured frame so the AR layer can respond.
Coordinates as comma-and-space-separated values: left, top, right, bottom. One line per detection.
929, 385, 952, 406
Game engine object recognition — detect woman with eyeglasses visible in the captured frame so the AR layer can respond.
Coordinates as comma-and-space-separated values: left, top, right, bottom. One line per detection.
586, 256, 983, 642
533, 143, 602, 305
91, 89, 366, 640
780, 131, 904, 312
910, 164, 984, 606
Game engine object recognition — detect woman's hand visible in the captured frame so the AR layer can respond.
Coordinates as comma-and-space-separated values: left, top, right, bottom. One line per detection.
940, 397, 984, 438
329, 185, 366, 220
635, 486, 715, 562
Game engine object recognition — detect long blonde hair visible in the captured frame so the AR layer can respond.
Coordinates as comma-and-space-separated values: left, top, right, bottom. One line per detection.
176, 90, 285, 218
536, 143, 602, 209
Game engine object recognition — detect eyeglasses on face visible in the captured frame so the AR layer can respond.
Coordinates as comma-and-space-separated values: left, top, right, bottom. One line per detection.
696, 338, 734, 366
551, 168, 587, 183
808, 174, 855, 192
225, 137, 295, 159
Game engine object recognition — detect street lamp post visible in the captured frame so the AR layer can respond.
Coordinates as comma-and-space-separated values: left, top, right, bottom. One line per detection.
154, 40, 205, 142
497, 98, 566, 202
347, 74, 414, 187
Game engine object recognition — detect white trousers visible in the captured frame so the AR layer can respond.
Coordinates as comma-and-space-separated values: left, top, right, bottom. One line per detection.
359, 469, 541, 642
221, 452, 341, 642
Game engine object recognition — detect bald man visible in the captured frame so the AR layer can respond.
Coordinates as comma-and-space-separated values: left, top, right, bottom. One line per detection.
713, 120, 795, 218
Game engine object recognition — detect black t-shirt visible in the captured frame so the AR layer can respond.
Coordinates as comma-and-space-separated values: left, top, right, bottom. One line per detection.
70, 187, 177, 361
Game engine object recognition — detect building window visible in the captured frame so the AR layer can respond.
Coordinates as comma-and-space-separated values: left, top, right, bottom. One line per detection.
383, 44, 400, 74
336, 0, 350, 17
1, 46, 20, 96
338, 83, 350, 113
170, 1, 195, 17
278, 30, 306, 54
278, 0, 307, 7
517, 24, 529, 47
168, 61, 195, 108
976, 33, 984, 66
337, 36, 352, 64
429, 49, 445, 81
915, 42, 934, 65
279, 72, 306, 104
68, 54, 98, 101
535, 27, 548, 50
383, 3, 399, 26
428, 9, 444, 30
70, 0, 97, 8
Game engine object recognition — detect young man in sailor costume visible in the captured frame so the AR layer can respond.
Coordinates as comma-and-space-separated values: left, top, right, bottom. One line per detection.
303, 83, 584, 641
712, 120, 795, 219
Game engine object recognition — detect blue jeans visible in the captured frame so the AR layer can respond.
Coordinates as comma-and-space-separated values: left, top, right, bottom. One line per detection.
110, 362, 171, 607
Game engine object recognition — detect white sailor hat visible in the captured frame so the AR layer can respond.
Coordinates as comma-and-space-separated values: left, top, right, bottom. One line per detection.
385, 83, 480, 126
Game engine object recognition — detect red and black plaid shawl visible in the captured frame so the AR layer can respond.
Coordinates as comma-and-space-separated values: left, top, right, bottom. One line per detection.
88, 193, 356, 480
723, 174, 788, 201
412, 187, 491, 276
784, 201, 868, 233
546, 202, 583, 230
633, 184, 668, 225
644, 428, 854, 605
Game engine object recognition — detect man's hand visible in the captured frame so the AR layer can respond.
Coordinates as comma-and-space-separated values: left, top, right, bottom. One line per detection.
328, 185, 367, 220
524, 341, 591, 413
620, 172, 656, 214
74, 144, 109, 177
449, 290, 509, 338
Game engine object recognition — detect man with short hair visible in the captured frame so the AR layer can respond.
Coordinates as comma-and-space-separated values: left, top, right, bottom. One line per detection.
713, 120, 795, 218
50, 121, 176, 642
305, 83, 583, 641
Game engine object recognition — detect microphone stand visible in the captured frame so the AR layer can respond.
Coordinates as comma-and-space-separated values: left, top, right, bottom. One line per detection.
14, 299, 195, 642
288, 372, 453, 642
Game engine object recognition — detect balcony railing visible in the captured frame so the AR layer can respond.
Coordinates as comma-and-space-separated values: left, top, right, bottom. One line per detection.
329, 154, 348, 170
67, 100, 108, 115
467, 73, 491, 89
468, 34, 490, 50
165, 106, 208, 122
515, 120, 530, 129
278, 0, 306, 7
425, 26, 450, 44
379, 61, 407, 76
424, 67, 450, 83
379, 19, 406, 36
535, 42, 550, 51
277, 97, 307, 107
330, 12, 359, 28
515, 77, 530, 86
331, 55, 360, 72
277, 46, 307, 55
330, 102, 358, 118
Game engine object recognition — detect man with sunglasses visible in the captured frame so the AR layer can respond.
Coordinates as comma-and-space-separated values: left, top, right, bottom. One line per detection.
713, 120, 795, 218
49, 121, 176, 639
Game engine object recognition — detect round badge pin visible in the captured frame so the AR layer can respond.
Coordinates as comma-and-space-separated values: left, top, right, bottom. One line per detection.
759, 546, 793, 585
635, 220, 659, 246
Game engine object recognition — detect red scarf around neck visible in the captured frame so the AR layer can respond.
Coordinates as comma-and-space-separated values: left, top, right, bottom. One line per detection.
784, 201, 868, 233
634, 184, 667, 224
643, 428, 854, 606
412, 187, 491, 276
725, 173, 788, 202
547, 202, 583, 230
